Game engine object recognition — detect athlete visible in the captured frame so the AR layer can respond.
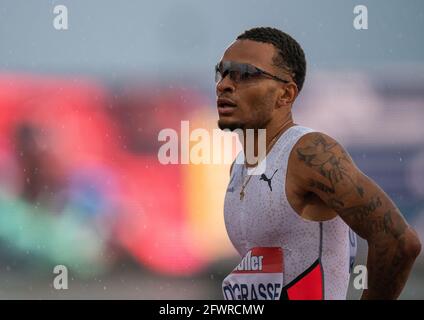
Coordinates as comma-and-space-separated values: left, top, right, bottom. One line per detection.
216, 27, 421, 300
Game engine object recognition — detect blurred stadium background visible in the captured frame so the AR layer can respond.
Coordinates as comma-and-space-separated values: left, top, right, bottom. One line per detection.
0, 0, 423, 299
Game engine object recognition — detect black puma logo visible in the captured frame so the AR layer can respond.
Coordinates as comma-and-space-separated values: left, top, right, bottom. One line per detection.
260, 169, 278, 191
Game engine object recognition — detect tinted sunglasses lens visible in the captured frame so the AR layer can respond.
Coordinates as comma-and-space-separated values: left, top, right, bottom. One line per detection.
215, 63, 222, 83
241, 64, 260, 81
215, 62, 256, 83
215, 68, 221, 83
230, 63, 258, 82
215, 62, 231, 83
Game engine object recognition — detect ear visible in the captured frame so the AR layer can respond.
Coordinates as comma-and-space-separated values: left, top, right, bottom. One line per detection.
276, 83, 298, 108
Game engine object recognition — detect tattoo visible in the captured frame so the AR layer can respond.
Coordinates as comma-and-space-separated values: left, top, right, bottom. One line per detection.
297, 134, 416, 299
392, 235, 407, 268
368, 209, 408, 239
374, 241, 390, 274
309, 180, 335, 194
339, 196, 382, 221
368, 211, 393, 235
327, 198, 345, 211
297, 134, 364, 197
368, 229, 410, 298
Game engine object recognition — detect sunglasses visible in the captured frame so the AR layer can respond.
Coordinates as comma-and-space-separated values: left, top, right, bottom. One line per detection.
215, 61, 290, 84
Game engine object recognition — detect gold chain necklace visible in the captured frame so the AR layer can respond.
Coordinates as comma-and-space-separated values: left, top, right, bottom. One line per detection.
239, 127, 287, 200
239, 166, 259, 200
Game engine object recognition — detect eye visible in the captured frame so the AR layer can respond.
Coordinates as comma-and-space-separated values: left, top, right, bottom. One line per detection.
229, 70, 241, 82
238, 70, 250, 81
241, 69, 262, 81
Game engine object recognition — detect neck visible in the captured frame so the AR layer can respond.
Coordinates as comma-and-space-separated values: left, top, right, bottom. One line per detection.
241, 115, 295, 167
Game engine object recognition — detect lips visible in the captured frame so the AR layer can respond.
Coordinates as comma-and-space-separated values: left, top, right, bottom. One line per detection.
217, 98, 236, 107
217, 98, 237, 115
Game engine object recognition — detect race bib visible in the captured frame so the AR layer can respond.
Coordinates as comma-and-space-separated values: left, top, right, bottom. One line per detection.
222, 247, 284, 300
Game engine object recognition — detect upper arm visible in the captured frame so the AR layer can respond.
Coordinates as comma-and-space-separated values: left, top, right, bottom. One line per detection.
290, 132, 410, 242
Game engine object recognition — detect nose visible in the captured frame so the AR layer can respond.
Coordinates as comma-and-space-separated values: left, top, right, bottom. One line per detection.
216, 74, 235, 96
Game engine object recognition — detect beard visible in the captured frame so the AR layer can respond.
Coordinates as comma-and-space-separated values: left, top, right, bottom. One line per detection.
217, 119, 245, 131
217, 115, 272, 132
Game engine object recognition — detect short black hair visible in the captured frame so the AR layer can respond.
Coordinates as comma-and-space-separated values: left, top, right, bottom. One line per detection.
237, 27, 306, 92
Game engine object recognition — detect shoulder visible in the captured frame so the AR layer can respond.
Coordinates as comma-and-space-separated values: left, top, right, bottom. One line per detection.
290, 131, 353, 165
287, 131, 358, 187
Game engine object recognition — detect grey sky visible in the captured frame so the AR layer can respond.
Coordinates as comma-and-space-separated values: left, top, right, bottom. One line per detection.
0, 0, 423, 78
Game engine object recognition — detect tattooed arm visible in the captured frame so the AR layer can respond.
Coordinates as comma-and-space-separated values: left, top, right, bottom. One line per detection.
291, 132, 421, 300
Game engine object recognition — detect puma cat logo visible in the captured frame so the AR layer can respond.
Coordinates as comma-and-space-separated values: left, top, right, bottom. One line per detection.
259, 169, 278, 192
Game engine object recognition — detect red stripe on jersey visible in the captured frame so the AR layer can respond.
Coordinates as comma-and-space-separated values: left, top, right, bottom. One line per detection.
286, 260, 323, 300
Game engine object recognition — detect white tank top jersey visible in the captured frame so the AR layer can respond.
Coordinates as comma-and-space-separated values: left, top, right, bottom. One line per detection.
223, 125, 357, 300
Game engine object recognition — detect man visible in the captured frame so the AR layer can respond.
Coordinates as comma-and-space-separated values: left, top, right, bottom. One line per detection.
216, 27, 421, 300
